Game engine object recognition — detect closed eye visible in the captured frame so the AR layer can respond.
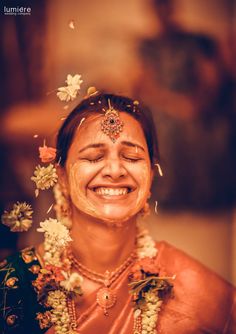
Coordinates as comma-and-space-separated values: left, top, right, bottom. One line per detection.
88, 157, 103, 163
80, 155, 104, 163
122, 156, 143, 163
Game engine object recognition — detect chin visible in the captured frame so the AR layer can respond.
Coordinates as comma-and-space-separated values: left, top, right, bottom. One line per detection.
78, 205, 138, 227
73, 198, 144, 227
94, 206, 140, 227
99, 216, 135, 228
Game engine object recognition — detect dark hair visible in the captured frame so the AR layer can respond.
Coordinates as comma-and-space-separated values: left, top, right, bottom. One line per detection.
56, 93, 160, 167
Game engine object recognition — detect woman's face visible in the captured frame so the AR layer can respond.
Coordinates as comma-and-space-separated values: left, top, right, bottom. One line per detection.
61, 112, 153, 225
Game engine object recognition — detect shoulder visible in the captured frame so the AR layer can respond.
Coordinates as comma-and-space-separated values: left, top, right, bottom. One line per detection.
156, 241, 236, 333
156, 240, 234, 290
0, 247, 44, 334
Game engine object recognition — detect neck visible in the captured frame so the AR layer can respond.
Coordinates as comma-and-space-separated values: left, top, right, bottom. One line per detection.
70, 210, 137, 274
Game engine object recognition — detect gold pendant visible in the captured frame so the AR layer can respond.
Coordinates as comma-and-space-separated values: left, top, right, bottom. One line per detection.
96, 287, 117, 316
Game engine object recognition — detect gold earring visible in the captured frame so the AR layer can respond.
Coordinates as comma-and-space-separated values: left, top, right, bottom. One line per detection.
140, 201, 150, 218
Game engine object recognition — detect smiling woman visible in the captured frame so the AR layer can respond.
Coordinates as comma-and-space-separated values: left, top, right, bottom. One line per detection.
55, 93, 159, 230
0, 92, 235, 334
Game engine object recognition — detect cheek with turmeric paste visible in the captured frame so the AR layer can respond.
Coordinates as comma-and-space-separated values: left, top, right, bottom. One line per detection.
134, 164, 152, 211
67, 162, 98, 218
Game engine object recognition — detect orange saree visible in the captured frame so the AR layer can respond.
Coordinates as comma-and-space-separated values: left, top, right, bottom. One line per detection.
45, 241, 236, 334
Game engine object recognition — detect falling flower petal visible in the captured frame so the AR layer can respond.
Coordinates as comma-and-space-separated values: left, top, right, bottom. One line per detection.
68, 20, 75, 29
154, 200, 158, 214
57, 157, 62, 166
155, 163, 163, 177
47, 204, 54, 214
78, 117, 85, 130
46, 88, 57, 96
87, 86, 98, 96
33, 134, 39, 138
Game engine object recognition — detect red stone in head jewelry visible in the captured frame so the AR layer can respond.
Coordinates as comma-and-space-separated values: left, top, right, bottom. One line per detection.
101, 99, 124, 142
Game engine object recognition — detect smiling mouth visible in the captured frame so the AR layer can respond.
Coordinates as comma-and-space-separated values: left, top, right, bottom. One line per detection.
92, 187, 133, 196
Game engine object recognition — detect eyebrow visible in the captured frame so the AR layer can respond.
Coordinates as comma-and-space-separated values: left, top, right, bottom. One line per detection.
78, 141, 145, 154
78, 143, 105, 153
120, 141, 145, 152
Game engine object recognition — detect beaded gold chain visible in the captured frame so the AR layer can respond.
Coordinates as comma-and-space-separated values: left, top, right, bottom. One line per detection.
67, 298, 77, 332
70, 250, 136, 316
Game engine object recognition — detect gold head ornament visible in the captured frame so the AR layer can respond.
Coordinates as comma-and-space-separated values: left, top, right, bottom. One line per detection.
101, 99, 124, 142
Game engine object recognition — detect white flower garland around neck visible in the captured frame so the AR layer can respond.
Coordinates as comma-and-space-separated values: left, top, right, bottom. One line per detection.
33, 219, 174, 334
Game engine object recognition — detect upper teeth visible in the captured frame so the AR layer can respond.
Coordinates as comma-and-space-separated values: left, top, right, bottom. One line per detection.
95, 187, 129, 196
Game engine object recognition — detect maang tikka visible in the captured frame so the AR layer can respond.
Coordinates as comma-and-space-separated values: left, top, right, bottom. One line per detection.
101, 99, 124, 142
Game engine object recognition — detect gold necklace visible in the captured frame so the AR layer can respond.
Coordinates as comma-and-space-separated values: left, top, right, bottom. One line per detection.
70, 251, 136, 315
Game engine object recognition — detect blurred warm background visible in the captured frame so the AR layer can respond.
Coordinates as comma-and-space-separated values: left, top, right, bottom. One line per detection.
0, 0, 235, 284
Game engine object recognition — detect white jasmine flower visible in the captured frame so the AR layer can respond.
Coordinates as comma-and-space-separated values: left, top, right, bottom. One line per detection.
60, 272, 83, 291
47, 290, 71, 334
47, 290, 66, 307
68, 20, 75, 29
145, 291, 159, 303
65, 74, 82, 87
137, 233, 157, 259
57, 86, 77, 102
57, 74, 83, 102
37, 218, 72, 247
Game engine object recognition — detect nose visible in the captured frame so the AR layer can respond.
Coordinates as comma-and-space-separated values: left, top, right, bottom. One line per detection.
101, 158, 127, 180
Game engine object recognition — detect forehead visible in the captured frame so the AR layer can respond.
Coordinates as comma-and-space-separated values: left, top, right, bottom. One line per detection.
70, 112, 148, 150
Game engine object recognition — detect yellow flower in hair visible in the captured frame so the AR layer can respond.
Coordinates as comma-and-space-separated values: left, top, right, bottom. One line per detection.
31, 164, 58, 193
1, 202, 33, 232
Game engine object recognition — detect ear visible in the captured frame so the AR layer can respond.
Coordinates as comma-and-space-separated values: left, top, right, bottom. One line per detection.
56, 165, 70, 197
